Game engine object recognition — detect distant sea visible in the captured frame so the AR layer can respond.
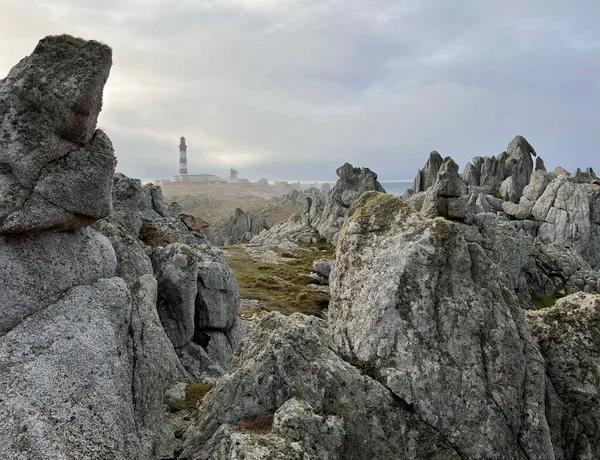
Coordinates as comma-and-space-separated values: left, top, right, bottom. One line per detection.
380, 181, 412, 197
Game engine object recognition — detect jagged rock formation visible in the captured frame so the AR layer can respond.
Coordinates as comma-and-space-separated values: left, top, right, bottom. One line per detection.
412, 150, 443, 192
179, 313, 460, 460
329, 192, 553, 459
252, 163, 385, 247
209, 208, 270, 246
0, 35, 244, 459
0, 36, 182, 459
0, 35, 116, 233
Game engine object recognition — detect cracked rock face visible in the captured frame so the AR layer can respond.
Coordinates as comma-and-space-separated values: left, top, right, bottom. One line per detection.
0, 34, 115, 233
329, 191, 554, 459
526, 293, 600, 460
180, 312, 460, 460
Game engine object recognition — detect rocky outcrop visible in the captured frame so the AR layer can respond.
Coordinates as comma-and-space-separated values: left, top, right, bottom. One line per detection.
151, 242, 243, 375
329, 191, 553, 459
0, 35, 245, 459
412, 150, 443, 192
316, 163, 386, 244
213, 208, 270, 246
180, 313, 460, 460
0, 35, 116, 233
253, 163, 385, 247
526, 293, 600, 459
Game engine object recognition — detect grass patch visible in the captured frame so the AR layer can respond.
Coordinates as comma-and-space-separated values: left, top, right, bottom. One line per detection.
170, 383, 213, 411
531, 290, 565, 309
233, 412, 274, 434
222, 242, 335, 316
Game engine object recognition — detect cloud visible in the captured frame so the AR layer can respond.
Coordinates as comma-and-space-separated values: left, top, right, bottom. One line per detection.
1, 0, 599, 181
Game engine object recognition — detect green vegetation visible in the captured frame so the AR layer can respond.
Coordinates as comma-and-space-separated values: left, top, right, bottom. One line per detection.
170, 383, 213, 411
490, 189, 503, 199
531, 290, 566, 309
223, 241, 335, 317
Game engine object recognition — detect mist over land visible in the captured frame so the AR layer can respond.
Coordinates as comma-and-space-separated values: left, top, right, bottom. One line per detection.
1, 0, 598, 182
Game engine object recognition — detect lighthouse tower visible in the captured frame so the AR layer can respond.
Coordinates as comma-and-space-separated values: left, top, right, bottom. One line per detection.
179, 136, 188, 176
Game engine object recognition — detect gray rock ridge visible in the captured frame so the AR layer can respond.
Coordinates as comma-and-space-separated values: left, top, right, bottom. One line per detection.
252, 162, 385, 247
150, 242, 242, 376
408, 136, 600, 275
180, 312, 460, 460
526, 293, 600, 460
0, 35, 116, 233
209, 207, 270, 246
330, 191, 553, 459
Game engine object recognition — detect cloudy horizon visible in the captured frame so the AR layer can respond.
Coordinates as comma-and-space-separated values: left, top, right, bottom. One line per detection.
1, 0, 598, 182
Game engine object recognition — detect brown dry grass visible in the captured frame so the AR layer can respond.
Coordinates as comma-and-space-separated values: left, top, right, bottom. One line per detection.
233, 412, 275, 434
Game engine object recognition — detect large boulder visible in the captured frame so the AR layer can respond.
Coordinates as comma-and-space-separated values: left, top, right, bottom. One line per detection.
329, 191, 553, 459
315, 163, 386, 245
0, 277, 182, 460
179, 313, 460, 460
0, 227, 116, 334
0, 35, 116, 233
151, 243, 242, 375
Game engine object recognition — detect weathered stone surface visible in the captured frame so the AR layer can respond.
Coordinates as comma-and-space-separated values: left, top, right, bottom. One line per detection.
526, 293, 600, 460
197, 424, 305, 460
329, 191, 553, 459
412, 150, 443, 192
421, 157, 469, 221
129, 274, 187, 456
180, 213, 210, 231
535, 156, 547, 171
502, 200, 534, 220
93, 217, 153, 287
194, 244, 240, 331
271, 398, 344, 459
151, 242, 241, 375
316, 163, 386, 245
312, 259, 332, 278
0, 227, 116, 335
152, 244, 199, 349
0, 35, 116, 233
534, 177, 600, 268
523, 170, 554, 202
0, 278, 176, 460
180, 313, 460, 460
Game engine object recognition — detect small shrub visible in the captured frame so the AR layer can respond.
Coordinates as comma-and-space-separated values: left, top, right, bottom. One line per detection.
531, 290, 565, 309
170, 383, 213, 411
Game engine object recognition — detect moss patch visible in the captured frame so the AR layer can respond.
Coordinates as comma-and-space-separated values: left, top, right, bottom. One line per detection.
223, 242, 335, 317
531, 290, 566, 309
170, 383, 213, 412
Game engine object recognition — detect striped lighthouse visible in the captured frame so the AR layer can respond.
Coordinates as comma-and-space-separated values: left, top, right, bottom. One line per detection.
179, 136, 188, 175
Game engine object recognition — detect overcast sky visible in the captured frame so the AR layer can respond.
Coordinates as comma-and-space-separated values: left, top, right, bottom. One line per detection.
1, 0, 598, 181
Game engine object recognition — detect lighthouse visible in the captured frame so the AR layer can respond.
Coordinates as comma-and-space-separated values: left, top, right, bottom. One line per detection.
179, 136, 188, 175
